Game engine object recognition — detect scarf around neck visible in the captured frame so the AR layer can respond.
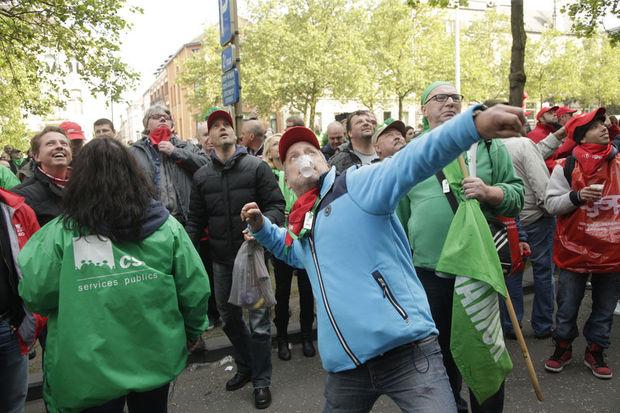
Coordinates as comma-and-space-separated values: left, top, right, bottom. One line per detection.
285, 187, 321, 247
573, 143, 614, 179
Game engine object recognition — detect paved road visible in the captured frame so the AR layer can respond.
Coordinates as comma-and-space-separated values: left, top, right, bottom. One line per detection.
27, 289, 620, 412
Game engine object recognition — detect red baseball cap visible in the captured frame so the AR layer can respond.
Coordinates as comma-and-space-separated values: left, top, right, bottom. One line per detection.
535, 106, 559, 122
58, 121, 85, 140
279, 126, 320, 162
556, 106, 577, 118
565, 107, 606, 144
207, 110, 234, 130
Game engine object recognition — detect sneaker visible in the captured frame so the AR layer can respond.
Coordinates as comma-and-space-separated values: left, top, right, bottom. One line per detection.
584, 343, 613, 379
614, 301, 620, 316
544, 340, 572, 373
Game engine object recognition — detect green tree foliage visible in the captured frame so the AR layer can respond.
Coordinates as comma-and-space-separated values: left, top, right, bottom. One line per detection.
362, 1, 454, 119
0, 0, 140, 144
563, 0, 620, 44
177, 26, 222, 121
460, 10, 511, 102
241, 0, 366, 127
524, 30, 620, 108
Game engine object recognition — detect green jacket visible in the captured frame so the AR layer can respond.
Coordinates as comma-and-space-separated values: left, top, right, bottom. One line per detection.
0, 164, 20, 189
273, 168, 297, 214
397, 139, 524, 270
18, 213, 210, 412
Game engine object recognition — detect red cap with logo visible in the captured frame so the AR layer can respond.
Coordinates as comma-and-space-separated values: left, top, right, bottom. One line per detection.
565, 107, 606, 144
207, 110, 234, 130
58, 121, 86, 140
279, 126, 320, 162
535, 106, 559, 122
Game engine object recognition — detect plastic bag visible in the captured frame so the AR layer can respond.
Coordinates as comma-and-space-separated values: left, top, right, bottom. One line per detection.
228, 240, 276, 309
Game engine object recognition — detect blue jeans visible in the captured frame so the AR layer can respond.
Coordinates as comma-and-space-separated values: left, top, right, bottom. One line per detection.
0, 319, 28, 413
212, 262, 272, 388
524, 216, 555, 335
555, 270, 620, 348
499, 271, 524, 334
323, 336, 456, 413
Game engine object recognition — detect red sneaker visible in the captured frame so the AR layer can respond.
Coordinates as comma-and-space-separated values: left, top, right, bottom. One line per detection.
544, 340, 572, 373
584, 343, 613, 379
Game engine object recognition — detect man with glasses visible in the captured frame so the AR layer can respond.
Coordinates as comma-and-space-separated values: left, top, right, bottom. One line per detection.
130, 103, 207, 225
397, 82, 523, 413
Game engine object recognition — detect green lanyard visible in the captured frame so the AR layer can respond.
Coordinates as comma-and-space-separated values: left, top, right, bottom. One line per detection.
285, 196, 322, 242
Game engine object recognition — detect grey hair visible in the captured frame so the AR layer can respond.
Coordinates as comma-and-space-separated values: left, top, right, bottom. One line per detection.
142, 102, 173, 134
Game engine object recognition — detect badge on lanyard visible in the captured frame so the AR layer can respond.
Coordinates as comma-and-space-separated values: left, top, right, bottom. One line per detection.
303, 211, 314, 230
442, 179, 450, 194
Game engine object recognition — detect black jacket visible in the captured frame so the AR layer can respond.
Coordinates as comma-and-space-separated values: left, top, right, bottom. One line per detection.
328, 141, 362, 173
321, 144, 336, 161
130, 136, 207, 225
186, 146, 285, 265
12, 167, 63, 226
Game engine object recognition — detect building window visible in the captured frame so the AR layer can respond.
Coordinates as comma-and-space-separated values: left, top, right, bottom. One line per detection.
383, 111, 392, 122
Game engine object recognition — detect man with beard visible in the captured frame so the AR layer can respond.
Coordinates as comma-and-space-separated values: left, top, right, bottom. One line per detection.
329, 110, 378, 172
241, 102, 525, 412
186, 110, 284, 409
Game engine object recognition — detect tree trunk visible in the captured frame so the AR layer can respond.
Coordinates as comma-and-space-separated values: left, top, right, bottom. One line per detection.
509, 0, 527, 107
398, 96, 404, 121
309, 99, 317, 133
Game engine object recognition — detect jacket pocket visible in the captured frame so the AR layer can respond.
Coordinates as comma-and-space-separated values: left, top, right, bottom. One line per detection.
372, 270, 409, 321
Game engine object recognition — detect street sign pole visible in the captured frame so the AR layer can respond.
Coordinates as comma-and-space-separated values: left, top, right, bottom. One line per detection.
231, 0, 242, 133
218, 0, 242, 132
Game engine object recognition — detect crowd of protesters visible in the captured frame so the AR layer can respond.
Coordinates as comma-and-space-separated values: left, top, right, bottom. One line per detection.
1, 82, 619, 413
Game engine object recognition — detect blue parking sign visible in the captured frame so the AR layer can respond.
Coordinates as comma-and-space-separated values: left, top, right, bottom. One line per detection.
219, 0, 234, 46
222, 68, 240, 106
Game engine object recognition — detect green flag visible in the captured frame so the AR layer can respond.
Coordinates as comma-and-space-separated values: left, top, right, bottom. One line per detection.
436, 157, 513, 404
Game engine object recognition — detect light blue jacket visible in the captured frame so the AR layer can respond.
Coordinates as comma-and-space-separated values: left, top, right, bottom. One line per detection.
253, 107, 483, 372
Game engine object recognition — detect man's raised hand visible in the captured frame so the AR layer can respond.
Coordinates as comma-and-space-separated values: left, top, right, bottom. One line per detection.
474, 104, 526, 139
240, 202, 264, 232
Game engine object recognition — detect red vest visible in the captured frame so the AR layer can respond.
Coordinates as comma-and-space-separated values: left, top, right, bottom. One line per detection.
553, 155, 620, 273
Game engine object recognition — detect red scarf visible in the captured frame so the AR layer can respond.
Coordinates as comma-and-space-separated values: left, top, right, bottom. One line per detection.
38, 167, 69, 188
573, 143, 614, 179
149, 126, 171, 146
285, 187, 320, 247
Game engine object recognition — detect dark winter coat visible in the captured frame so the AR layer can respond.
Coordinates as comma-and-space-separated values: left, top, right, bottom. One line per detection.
130, 136, 207, 225
328, 142, 362, 173
186, 146, 285, 265
12, 167, 64, 226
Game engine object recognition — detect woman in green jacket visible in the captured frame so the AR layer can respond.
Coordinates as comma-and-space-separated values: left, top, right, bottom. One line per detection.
18, 138, 210, 413
262, 134, 316, 361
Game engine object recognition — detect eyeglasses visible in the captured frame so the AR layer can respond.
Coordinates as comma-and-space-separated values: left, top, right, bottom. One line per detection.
424, 94, 464, 104
149, 114, 171, 121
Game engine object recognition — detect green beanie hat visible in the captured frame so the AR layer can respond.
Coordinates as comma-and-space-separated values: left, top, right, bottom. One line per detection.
421, 81, 453, 131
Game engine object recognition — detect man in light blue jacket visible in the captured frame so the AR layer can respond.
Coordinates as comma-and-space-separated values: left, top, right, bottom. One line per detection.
241, 104, 525, 413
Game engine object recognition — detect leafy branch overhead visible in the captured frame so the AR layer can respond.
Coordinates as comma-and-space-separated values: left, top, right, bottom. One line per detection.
0, 0, 140, 115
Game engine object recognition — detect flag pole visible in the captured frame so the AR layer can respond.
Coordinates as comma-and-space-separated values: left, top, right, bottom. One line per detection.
457, 155, 544, 402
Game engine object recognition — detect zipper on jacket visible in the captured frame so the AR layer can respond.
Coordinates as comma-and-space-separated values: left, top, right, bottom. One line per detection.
308, 235, 361, 367
372, 271, 409, 321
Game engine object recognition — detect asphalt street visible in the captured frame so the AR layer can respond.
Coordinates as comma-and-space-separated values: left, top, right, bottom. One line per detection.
27, 283, 620, 413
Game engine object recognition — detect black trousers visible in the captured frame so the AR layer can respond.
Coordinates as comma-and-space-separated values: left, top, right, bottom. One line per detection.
416, 267, 505, 413
272, 257, 314, 338
80, 383, 169, 413
199, 240, 220, 322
